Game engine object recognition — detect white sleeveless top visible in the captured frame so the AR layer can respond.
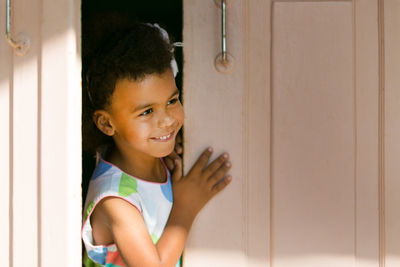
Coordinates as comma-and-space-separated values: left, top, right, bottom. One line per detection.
82, 156, 181, 267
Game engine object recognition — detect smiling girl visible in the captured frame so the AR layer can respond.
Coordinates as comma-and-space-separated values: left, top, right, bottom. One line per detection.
82, 23, 232, 267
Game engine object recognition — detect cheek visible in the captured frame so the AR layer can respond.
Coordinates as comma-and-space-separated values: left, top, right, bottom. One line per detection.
126, 121, 153, 140
174, 105, 185, 126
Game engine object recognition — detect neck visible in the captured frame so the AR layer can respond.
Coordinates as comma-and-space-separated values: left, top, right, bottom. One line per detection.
106, 144, 165, 183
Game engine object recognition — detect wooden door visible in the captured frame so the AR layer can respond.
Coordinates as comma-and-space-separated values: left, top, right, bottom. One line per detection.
0, 0, 81, 266
183, 0, 400, 266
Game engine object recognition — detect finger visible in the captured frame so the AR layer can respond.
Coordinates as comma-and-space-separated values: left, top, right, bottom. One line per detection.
174, 133, 183, 154
207, 161, 231, 187
175, 131, 182, 143
168, 150, 180, 162
212, 175, 232, 195
163, 157, 174, 171
171, 158, 182, 183
175, 144, 183, 155
189, 147, 213, 174
203, 153, 229, 178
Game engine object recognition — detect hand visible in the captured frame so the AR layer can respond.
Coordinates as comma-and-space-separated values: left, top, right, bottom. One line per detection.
99, 146, 231, 267
164, 130, 182, 172
171, 147, 232, 219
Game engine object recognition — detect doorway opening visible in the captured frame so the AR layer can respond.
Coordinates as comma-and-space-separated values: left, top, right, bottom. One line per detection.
81, 0, 183, 264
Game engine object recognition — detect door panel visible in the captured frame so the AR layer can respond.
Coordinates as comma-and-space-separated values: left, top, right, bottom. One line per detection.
183, 0, 246, 265
0, 0, 81, 266
0, 0, 11, 264
12, 0, 40, 265
272, 2, 356, 267
183, 0, 397, 266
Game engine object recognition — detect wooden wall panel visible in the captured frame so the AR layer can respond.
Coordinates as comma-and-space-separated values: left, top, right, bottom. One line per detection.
40, 0, 82, 266
183, 0, 246, 266
384, 1, 400, 266
0, 1, 11, 265
182, 0, 397, 266
0, 0, 81, 266
183, 1, 273, 266
271, 2, 355, 267
12, 0, 40, 265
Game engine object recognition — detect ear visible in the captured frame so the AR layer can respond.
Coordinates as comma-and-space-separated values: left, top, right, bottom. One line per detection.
93, 110, 115, 136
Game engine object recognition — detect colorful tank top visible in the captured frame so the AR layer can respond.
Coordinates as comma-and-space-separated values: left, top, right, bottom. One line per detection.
82, 157, 182, 267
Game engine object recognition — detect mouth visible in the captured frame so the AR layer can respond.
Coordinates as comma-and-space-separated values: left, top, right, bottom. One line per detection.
151, 131, 175, 142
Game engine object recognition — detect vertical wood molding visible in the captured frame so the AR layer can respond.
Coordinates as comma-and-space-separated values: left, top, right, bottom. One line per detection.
352, 1, 358, 265
242, 0, 250, 262
378, 0, 385, 266
354, 1, 380, 266
246, 0, 271, 266
270, 3, 275, 265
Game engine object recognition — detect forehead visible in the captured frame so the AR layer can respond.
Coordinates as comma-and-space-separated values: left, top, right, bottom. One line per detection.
110, 69, 177, 109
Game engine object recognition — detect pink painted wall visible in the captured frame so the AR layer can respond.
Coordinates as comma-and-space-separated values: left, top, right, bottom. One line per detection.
183, 1, 400, 266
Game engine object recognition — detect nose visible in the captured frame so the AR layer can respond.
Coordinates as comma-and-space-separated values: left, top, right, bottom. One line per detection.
158, 109, 175, 129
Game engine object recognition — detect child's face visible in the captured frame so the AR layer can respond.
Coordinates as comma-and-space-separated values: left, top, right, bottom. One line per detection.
106, 69, 184, 159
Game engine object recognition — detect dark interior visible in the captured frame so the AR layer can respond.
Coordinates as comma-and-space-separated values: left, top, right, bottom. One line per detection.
82, 0, 183, 200
81, 1, 183, 257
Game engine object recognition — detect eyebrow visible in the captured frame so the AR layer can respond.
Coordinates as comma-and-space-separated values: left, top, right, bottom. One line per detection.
132, 89, 180, 113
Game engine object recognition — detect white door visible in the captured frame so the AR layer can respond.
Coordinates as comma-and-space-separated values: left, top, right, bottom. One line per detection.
183, 1, 400, 266
0, 0, 81, 266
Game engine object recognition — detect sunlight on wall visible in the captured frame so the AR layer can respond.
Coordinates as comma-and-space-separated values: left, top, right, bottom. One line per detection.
40, 26, 81, 267
386, 256, 400, 267
274, 254, 374, 267
185, 249, 246, 267
13, 52, 40, 267
184, 249, 400, 267
0, 78, 10, 266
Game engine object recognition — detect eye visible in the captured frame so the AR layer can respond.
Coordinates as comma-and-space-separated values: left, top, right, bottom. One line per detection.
167, 97, 179, 105
139, 108, 153, 116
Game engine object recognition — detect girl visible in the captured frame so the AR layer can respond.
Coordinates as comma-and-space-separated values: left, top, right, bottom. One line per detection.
82, 23, 232, 267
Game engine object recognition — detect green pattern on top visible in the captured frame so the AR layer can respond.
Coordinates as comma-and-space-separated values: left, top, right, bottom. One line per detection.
118, 173, 138, 197
83, 250, 103, 267
84, 201, 95, 221
151, 233, 159, 244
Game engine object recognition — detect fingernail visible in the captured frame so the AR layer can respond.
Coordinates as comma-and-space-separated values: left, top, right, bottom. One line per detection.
223, 153, 228, 159
208, 147, 213, 152
226, 176, 232, 182
225, 162, 231, 167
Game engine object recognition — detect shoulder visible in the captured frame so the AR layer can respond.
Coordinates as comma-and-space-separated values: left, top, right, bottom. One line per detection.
95, 196, 142, 226
92, 196, 143, 229
90, 195, 143, 246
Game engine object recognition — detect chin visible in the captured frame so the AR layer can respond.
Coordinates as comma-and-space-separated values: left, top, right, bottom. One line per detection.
153, 145, 175, 158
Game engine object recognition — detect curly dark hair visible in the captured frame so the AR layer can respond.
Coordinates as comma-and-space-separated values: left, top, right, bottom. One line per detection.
82, 22, 174, 153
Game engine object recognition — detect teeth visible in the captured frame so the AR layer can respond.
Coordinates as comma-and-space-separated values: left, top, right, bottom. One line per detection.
156, 133, 171, 140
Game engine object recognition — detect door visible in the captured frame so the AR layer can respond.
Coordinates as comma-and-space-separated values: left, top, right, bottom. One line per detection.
0, 0, 81, 266
182, 0, 400, 266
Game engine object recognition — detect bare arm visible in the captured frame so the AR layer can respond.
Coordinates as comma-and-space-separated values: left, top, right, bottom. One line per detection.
97, 148, 232, 267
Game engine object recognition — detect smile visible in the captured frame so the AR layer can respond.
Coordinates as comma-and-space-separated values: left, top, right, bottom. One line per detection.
151, 131, 174, 142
